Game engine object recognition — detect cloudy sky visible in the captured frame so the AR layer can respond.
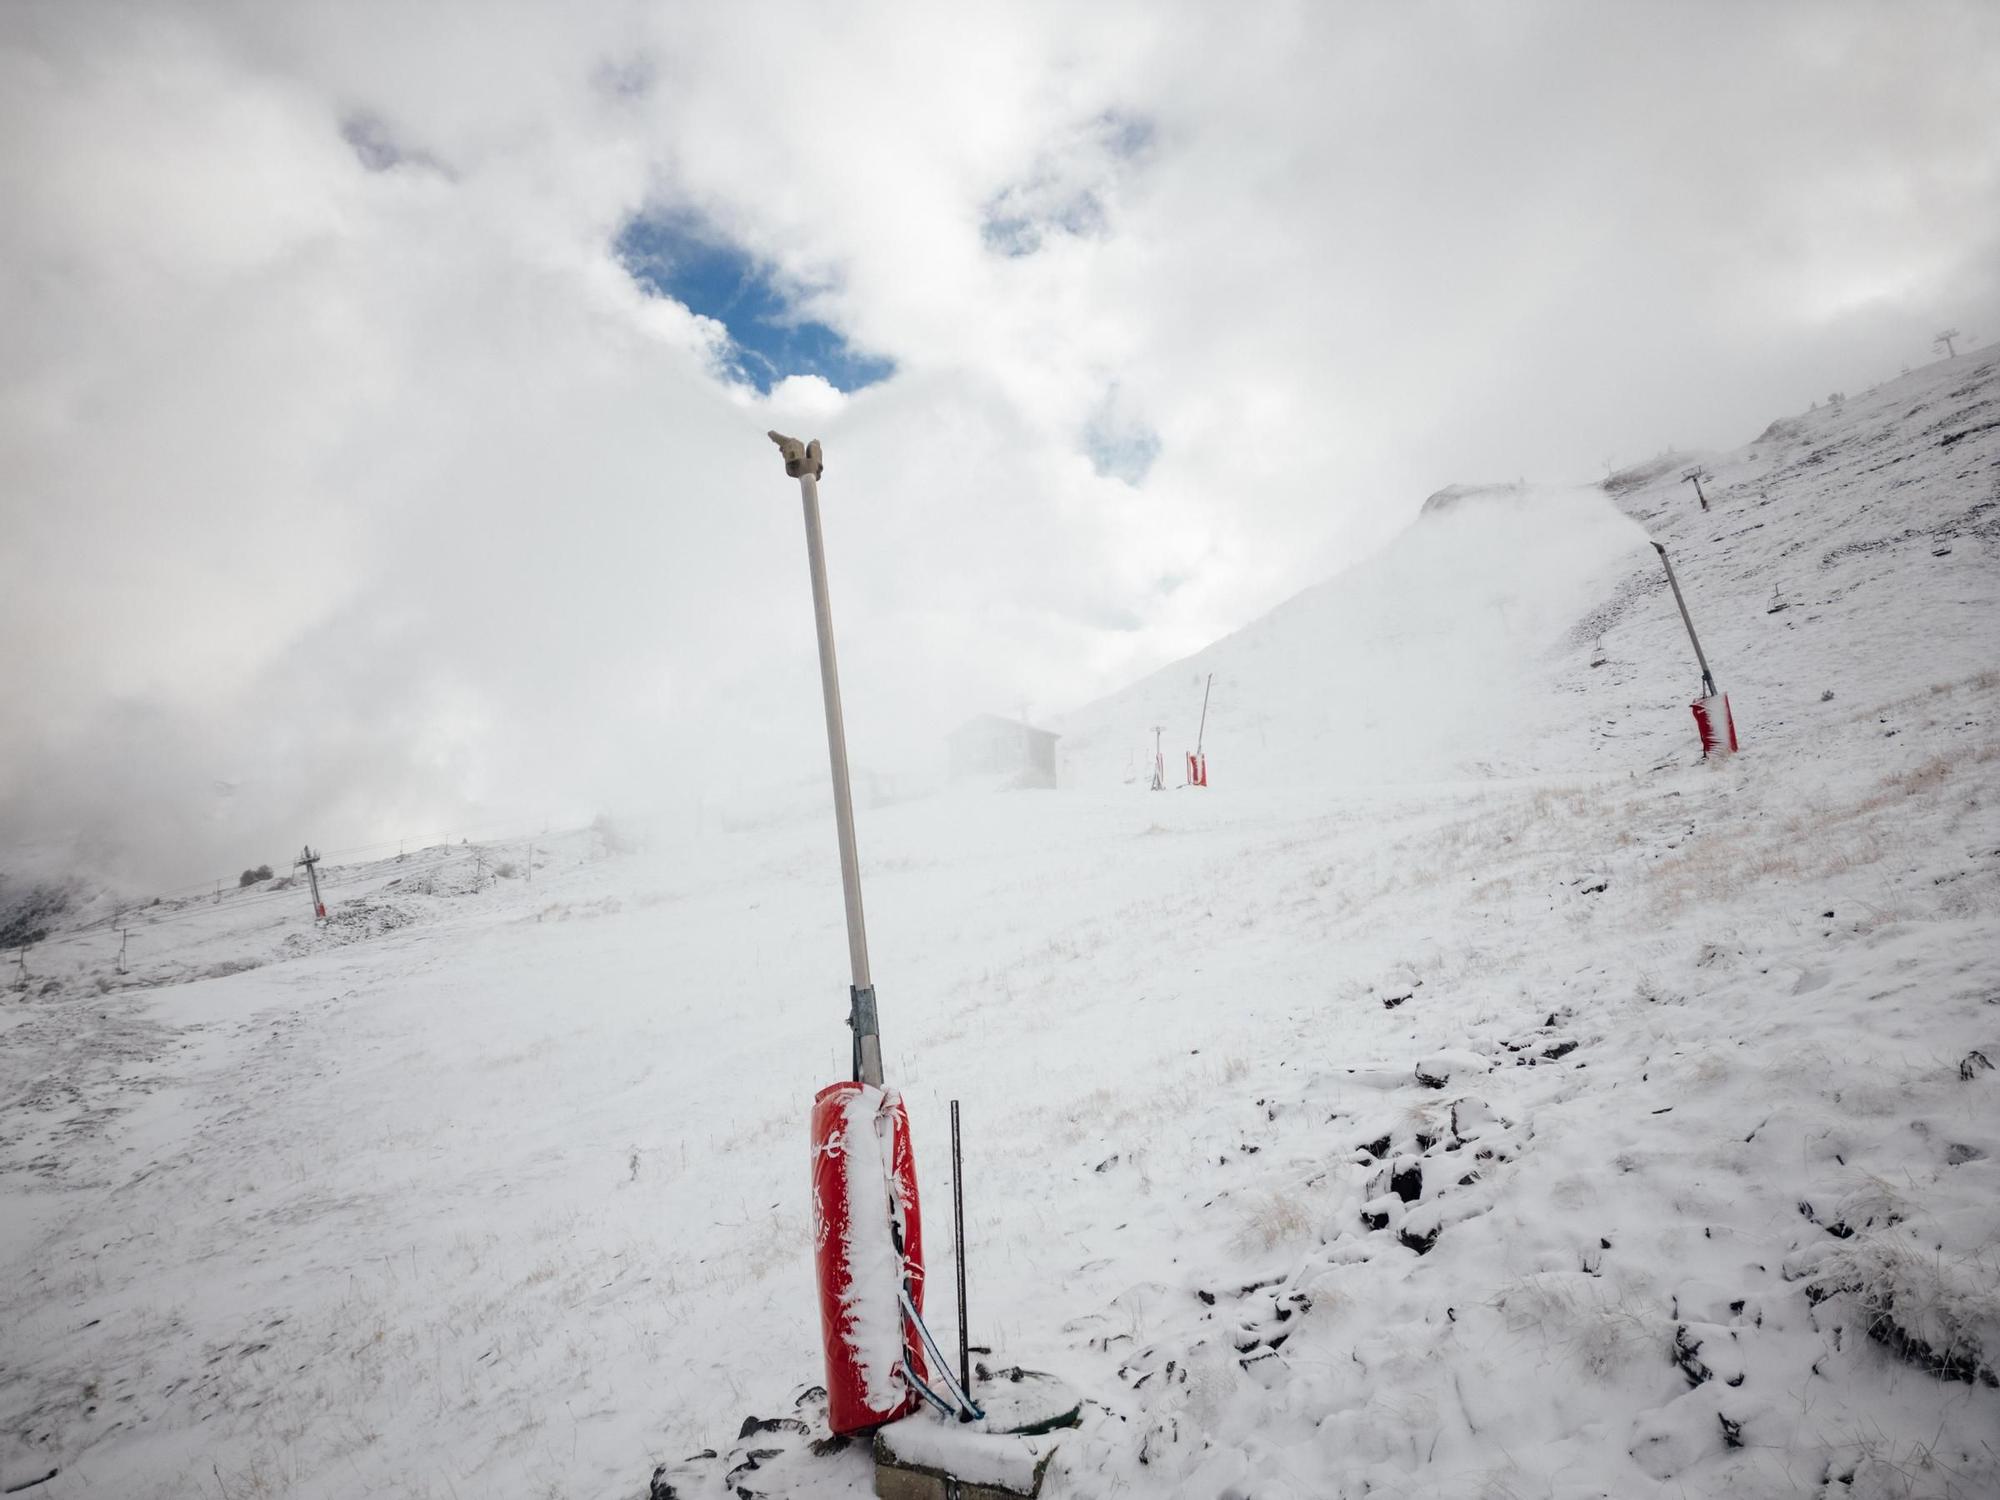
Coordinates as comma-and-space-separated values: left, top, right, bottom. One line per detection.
3, 1, 1997, 884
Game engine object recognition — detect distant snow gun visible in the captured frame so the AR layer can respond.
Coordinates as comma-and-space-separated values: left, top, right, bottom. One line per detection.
768, 433, 985, 1438
1185, 672, 1212, 787
1652, 542, 1739, 757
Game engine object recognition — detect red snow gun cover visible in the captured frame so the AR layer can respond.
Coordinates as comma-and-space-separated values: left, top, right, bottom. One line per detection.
1691, 694, 1739, 757
1186, 751, 1208, 787
810, 1081, 926, 1435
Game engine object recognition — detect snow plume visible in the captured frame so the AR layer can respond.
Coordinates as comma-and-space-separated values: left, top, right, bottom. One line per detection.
1056, 484, 1657, 787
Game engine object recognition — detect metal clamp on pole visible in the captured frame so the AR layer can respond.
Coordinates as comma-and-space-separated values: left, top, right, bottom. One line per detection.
770, 431, 882, 1088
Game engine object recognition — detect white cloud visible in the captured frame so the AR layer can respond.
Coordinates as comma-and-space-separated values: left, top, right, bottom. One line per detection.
2, 0, 1997, 881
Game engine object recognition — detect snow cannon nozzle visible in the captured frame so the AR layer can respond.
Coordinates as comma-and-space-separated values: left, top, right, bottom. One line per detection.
768, 430, 824, 480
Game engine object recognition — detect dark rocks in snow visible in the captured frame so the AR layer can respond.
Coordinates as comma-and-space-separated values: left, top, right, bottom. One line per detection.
1389, 1162, 1423, 1203
1450, 1098, 1497, 1142
1960, 1049, 1993, 1081
1797, 1200, 1855, 1239
1836, 1282, 2000, 1389
1673, 1325, 1713, 1388
1398, 1225, 1439, 1256
1361, 1133, 1392, 1160
1361, 1209, 1390, 1232
651, 1386, 848, 1498
1381, 991, 1412, 1009
738, 1415, 810, 1440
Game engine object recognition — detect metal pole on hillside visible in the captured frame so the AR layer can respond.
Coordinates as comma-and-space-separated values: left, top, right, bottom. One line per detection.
295, 846, 326, 922
1652, 543, 1717, 699
1681, 467, 1711, 512
1195, 673, 1212, 758
770, 431, 882, 1089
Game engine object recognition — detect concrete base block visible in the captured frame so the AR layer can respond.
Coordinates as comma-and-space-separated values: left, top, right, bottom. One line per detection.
872, 1425, 1056, 1499
872, 1442, 1053, 1500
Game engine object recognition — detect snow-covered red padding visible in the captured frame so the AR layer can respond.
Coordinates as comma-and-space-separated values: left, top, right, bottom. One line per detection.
1691, 693, 1738, 757
809, 1081, 926, 1435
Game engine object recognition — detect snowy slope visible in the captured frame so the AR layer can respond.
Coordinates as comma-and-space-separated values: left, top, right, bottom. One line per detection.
1059, 352, 1999, 795
2, 351, 1997, 1500
1055, 482, 1656, 787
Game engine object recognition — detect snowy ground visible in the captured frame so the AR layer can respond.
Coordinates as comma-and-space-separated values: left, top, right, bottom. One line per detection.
4, 352, 1998, 1498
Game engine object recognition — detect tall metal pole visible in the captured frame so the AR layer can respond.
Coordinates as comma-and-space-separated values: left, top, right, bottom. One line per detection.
1195, 673, 1212, 757
770, 432, 882, 1089
1652, 542, 1717, 699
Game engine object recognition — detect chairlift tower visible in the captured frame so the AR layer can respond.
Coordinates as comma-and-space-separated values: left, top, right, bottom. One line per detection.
294, 846, 327, 921
1681, 467, 1712, 512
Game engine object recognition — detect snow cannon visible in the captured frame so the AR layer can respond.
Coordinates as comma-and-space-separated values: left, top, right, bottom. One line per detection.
772, 434, 1030, 1445
770, 432, 951, 1437
1652, 543, 1742, 758
811, 1082, 927, 1433
1690, 694, 1738, 757
1186, 672, 1213, 787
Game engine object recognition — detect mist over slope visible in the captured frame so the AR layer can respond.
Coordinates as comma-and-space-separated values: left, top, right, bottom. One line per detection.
1056, 484, 1653, 786
1057, 347, 2000, 790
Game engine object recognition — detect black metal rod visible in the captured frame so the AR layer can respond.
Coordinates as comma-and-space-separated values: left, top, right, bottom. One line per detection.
951, 1099, 971, 1414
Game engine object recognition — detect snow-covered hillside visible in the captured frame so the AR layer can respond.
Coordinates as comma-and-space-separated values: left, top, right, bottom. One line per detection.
3, 351, 1997, 1499
1059, 352, 2000, 790
1055, 482, 1654, 787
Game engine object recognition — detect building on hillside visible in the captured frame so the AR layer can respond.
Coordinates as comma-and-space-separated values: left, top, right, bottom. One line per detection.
947, 714, 1060, 790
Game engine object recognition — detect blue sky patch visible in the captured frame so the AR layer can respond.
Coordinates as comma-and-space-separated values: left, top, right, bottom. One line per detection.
615, 215, 893, 394
1097, 109, 1155, 161
1084, 389, 1162, 487
981, 109, 1153, 258
982, 191, 1106, 258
